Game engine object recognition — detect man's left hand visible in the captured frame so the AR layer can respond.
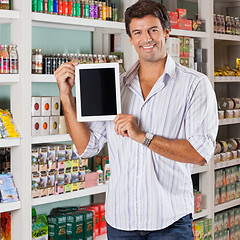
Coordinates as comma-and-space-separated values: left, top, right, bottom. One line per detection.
114, 114, 145, 143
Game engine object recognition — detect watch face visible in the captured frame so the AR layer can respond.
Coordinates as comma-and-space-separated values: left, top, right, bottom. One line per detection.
146, 132, 153, 140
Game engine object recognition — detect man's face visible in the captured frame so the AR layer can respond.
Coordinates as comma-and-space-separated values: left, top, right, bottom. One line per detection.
129, 15, 170, 63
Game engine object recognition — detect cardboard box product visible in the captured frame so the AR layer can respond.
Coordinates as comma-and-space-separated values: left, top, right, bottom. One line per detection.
203, 219, 208, 239
64, 173, 72, 193
184, 57, 189, 68
50, 116, 59, 135
90, 204, 100, 237
189, 57, 194, 69
55, 172, 65, 194
166, 37, 179, 57
208, 218, 212, 237
32, 176, 40, 198
85, 208, 97, 239
48, 215, 67, 240
47, 146, 57, 171
40, 117, 50, 136
176, 8, 187, 19
177, 19, 185, 30
51, 97, 61, 116
192, 19, 205, 31
71, 172, 79, 191
72, 159, 79, 173
65, 144, 73, 161
32, 117, 41, 136
180, 57, 185, 66
194, 192, 202, 213
65, 160, 72, 174
102, 156, 109, 170
184, 20, 192, 31
32, 147, 39, 173
195, 220, 204, 239
66, 212, 84, 240
183, 37, 190, 57
95, 156, 102, 172
80, 210, 94, 240
179, 37, 184, 57
32, 97, 41, 116
41, 97, 51, 116
80, 158, 88, 167
39, 175, 48, 197
85, 172, 98, 188
38, 147, 48, 172
189, 38, 194, 58
169, 11, 178, 29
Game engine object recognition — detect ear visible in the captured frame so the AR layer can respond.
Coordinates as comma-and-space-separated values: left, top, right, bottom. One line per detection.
164, 28, 170, 40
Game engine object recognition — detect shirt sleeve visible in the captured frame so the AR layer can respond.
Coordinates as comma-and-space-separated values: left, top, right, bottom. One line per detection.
79, 121, 107, 158
185, 75, 218, 162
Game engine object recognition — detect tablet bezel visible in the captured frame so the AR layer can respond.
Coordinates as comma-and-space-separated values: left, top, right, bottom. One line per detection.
75, 63, 121, 122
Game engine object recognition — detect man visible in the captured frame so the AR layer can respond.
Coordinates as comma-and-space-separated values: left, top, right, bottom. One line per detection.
55, 1, 218, 239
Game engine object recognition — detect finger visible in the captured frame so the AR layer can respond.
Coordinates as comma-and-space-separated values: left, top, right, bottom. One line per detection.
57, 62, 76, 72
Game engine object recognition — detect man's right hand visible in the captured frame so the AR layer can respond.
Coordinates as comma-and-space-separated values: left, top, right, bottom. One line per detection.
54, 62, 78, 97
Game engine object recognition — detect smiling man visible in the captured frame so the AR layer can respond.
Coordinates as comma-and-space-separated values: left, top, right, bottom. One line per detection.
55, 0, 218, 239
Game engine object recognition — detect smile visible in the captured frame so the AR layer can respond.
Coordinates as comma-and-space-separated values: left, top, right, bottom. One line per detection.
141, 44, 156, 50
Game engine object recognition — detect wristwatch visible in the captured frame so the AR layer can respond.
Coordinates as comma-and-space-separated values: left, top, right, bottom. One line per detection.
142, 132, 154, 147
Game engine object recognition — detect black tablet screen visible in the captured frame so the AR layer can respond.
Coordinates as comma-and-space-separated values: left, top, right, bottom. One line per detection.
79, 68, 117, 116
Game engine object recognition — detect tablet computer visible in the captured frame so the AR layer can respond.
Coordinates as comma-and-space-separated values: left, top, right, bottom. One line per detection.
75, 63, 121, 122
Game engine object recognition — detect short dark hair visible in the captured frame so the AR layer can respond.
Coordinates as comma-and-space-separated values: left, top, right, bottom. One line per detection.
125, 0, 171, 37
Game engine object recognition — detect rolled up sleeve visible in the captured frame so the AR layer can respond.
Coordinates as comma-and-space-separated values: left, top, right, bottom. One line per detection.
185, 76, 218, 162
79, 121, 107, 158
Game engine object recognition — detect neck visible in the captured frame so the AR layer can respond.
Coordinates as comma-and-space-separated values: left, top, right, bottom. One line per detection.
138, 55, 167, 83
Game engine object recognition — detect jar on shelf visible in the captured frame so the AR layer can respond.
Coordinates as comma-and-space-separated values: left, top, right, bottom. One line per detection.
94, 0, 98, 19
213, 14, 217, 33
9, 44, 18, 74
89, 0, 94, 19
230, 16, 236, 35
98, 0, 102, 20
220, 15, 225, 34
235, 17, 240, 35
0, 45, 10, 74
32, 49, 43, 74
0, 0, 9, 10
217, 15, 222, 34
225, 16, 232, 34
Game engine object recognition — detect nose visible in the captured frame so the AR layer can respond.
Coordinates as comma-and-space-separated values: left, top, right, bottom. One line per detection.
143, 31, 152, 43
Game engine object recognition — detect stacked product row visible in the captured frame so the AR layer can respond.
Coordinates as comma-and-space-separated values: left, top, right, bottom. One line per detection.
214, 14, 240, 35
215, 166, 240, 205
0, 109, 20, 138
192, 218, 212, 240
32, 144, 87, 198
169, 8, 205, 31
218, 98, 240, 121
214, 59, 240, 77
166, 36, 207, 74
31, 96, 66, 136
32, 50, 119, 74
214, 138, 240, 164
0, 44, 18, 74
194, 190, 203, 214
32, 204, 107, 240
214, 207, 240, 240
1, 212, 11, 240
32, 0, 118, 22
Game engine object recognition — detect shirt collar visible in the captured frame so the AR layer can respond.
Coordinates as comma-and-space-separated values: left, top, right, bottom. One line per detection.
122, 54, 176, 86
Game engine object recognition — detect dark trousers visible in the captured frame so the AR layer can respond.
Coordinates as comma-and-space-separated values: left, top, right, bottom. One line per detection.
107, 213, 194, 240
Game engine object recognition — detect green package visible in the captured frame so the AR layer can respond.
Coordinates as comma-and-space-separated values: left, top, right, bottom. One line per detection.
195, 220, 204, 240
67, 212, 84, 240
32, 214, 48, 239
79, 210, 93, 240
208, 218, 212, 237
48, 215, 67, 240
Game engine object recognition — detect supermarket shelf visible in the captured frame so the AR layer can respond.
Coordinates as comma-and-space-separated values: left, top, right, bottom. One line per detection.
219, 118, 240, 126
31, 134, 72, 144
214, 33, 240, 42
214, 77, 240, 83
0, 74, 20, 84
191, 165, 208, 175
0, 10, 20, 21
193, 209, 209, 220
0, 201, 21, 213
214, 198, 240, 213
215, 158, 240, 170
32, 184, 108, 206
96, 234, 107, 240
31, 74, 56, 83
170, 29, 207, 38
0, 138, 21, 148
32, 12, 125, 32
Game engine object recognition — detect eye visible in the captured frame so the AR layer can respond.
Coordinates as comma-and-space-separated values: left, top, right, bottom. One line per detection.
150, 28, 158, 33
133, 31, 141, 35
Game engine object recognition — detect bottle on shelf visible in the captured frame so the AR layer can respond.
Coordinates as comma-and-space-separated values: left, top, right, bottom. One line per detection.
97, 165, 103, 185
43, 0, 48, 13
220, 15, 225, 34
0, 45, 10, 74
9, 44, 18, 74
62, 0, 68, 16
53, 0, 58, 14
32, 49, 43, 74
102, 0, 106, 21
94, 0, 98, 19
58, 0, 63, 15
48, 0, 54, 14
230, 16, 236, 35
225, 16, 232, 34
68, 0, 73, 16
89, 0, 94, 19
235, 17, 240, 35
84, 0, 90, 18
104, 159, 110, 183
38, 0, 44, 13
98, 0, 102, 20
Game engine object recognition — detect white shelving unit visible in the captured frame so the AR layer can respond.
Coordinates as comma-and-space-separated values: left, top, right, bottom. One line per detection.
0, 74, 20, 84
215, 158, 240, 170
0, 201, 21, 213
31, 134, 71, 144
32, 184, 108, 206
1, 0, 239, 239
219, 118, 240, 126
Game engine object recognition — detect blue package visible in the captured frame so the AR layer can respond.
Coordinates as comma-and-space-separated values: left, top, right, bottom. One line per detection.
1, 188, 19, 203
0, 174, 15, 190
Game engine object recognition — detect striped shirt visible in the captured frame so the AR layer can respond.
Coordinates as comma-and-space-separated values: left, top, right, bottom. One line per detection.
80, 54, 218, 231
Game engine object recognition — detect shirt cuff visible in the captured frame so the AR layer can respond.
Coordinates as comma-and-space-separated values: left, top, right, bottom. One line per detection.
188, 136, 215, 162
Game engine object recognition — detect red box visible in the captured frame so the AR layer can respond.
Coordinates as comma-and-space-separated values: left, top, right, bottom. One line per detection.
194, 192, 202, 213
90, 205, 100, 237
177, 19, 185, 30
184, 19, 192, 31
176, 8, 187, 19
85, 172, 98, 188
95, 203, 106, 235
169, 11, 178, 29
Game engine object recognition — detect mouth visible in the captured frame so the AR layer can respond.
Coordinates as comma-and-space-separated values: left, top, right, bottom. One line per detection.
141, 43, 156, 51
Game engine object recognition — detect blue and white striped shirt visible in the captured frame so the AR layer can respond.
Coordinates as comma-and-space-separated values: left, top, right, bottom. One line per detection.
80, 54, 218, 231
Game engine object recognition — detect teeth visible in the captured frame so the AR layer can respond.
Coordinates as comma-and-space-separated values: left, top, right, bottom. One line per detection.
143, 45, 154, 49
